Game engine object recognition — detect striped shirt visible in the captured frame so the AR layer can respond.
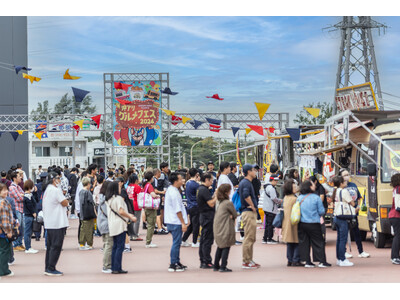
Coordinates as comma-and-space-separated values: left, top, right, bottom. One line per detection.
9, 182, 24, 213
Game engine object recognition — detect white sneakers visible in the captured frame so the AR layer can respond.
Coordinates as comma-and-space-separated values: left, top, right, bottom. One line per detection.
339, 259, 354, 267
345, 252, 353, 259
191, 243, 199, 248
145, 243, 157, 248
25, 248, 39, 254
358, 252, 370, 258
181, 241, 190, 247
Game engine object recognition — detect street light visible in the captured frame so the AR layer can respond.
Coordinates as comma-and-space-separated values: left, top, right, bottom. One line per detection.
190, 140, 203, 168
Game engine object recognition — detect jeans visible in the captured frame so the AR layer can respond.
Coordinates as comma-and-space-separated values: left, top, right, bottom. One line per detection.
102, 233, 113, 269
334, 217, 349, 261
167, 224, 182, 265
214, 247, 230, 269
182, 207, 200, 244
24, 216, 34, 250
263, 211, 276, 241
0, 238, 12, 276
13, 211, 24, 247
111, 231, 126, 271
45, 228, 66, 272
286, 243, 300, 263
199, 212, 214, 264
390, 218, 400, 259
145, 209, 157, 245
241, 211, 257, 264
298, 222, 327, 264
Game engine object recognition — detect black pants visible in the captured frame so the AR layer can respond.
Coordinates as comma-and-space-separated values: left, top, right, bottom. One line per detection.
263, 211, 275, 241
199, 211, 214, 265
214, 247, 230, 269
349, 218, 364, 254
298, 222, 327, 264
45, 228, 66, 272
71, 196, 76, 215
182, 207, 200, 244
390, 218, 400, 259
77, 213, 82, 243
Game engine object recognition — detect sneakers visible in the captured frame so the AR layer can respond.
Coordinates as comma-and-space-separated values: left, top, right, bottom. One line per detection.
44, 269, 63, 276
158, 229, 169, 235
219, 267, 232, 272
358, 252, 370, 258
191, 243, 199, 248
235, 240, 243, 245
266, 239, 278, 245
336, 259, 341, 266
391, 258, 400, 265
69, 214, 78, 219
304, 262, 315, 268
86, 246, 94, 250
112, 270, 128, 274
200, 263, 214, 269
250, 261, 261, 268
102, 268, 112, 274
345, 252, 353, 259
318, 262, 332, 268
177, 262, 188, 270
79, 245, 89, 251
123, 248, 132, 253
168, 263, 185, 272
339, 259, 354, 267
181, 241, 190, 247
0, 271, 14, 277
145, 243, 157, 248
25, 248, 39, 254
8, 258, 15, 266
240, 236, 245, 241
261, 240, 268, 244
242, 262, 258, 269
130, 237, 143, 241
14, 245, 25, 251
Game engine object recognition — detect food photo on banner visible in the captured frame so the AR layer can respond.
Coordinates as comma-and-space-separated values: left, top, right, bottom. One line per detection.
113, 80, 162, 146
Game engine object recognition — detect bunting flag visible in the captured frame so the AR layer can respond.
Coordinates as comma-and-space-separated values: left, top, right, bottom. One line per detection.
267, 127, 276, 133
14, 66, 31, 74
245, 128, 252, 135
205, 117, 222, 125
304, 107, 321, 118
63, 69, 81, 80
209, 124, 221, 132
34, 132, 44, 140
16, 130, 26, 135
72, 87, 90, 103
35, 127, 46, 133
231, 127, 240, 137
22, 73, 41, 84
10, 132, 19, 141
206, 94, 224, 101
182, 116, 192, 124
171, 115, 182, 125
91, 115, 102, 129
114, 82, 132, 92
72, 125, 80, 135
247, 124, 264, 136
254, 102, 271, 120
190, 120, 204, 129
73, 119, 84, 129
116, 98, 131, 105
161, 108, 176, 116
286, 128, 301, 141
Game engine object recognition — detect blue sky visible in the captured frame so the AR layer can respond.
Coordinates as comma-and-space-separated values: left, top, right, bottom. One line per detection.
26, 16, 400, 126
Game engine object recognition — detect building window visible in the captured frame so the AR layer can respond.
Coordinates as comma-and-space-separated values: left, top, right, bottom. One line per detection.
35, 147, 50, 157
356, 144, 369, 176
59, 147, 72, 157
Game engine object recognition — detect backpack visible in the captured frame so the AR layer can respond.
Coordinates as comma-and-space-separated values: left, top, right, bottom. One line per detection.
232, 190, 242, 213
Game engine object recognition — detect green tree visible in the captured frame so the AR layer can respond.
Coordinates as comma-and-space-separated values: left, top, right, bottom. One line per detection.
53, 93, 97, 115
293, 101, 333, 125
30, 100, 52, 121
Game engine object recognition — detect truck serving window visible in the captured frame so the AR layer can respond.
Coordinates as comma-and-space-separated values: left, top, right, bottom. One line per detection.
356, 144, 369, 176
381, 139, 400, 183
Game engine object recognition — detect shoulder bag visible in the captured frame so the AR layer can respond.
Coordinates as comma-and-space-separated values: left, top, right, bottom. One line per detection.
138, 184, 160, 209
81, 191, 97, 220
336, 190, 356, 220
106, 197, 132, 225
290, 194, 311, 225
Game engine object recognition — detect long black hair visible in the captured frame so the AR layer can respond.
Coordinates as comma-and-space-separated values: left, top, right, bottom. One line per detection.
105, 181, 120, 201
42, 172, 58, 194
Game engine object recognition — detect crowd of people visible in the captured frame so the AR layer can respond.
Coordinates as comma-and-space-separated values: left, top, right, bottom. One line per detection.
3, 159, 400, 278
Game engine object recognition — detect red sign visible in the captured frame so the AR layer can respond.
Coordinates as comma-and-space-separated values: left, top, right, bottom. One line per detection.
115, 100, 159, 129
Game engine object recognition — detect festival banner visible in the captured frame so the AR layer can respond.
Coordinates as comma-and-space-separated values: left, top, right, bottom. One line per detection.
113, 80, 162, 146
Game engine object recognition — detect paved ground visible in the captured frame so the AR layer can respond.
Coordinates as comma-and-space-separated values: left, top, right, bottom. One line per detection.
1, 219, 399, 283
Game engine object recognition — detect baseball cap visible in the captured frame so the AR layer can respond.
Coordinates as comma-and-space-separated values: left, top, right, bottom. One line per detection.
270, 174, 280, 181
243, 163, 257, 175
40, 172, 48, 178
207, 161, 214, 165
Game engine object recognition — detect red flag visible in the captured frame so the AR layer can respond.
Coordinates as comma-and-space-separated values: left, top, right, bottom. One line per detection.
116, 98, 131, 105
171, 115, 182, 126
210, 124, 221, 132
264, 127, 276, 133
91, 114, 101, 129
72, 125, 80, 136
206, 94, 224, 101
114, 82, 132, 92
247, 124, 264, 136
114, 82, 122, 89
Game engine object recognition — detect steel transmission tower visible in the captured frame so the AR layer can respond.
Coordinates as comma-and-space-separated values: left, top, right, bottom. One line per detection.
326, 16, 387, 114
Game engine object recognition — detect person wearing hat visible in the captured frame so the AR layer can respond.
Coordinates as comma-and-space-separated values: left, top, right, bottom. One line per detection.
238, 164, 260, 269
262, 174, 283, 245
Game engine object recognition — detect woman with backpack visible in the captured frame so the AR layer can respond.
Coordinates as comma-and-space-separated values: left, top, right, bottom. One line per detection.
297, 180, 331, 268
281, 179, 302, 266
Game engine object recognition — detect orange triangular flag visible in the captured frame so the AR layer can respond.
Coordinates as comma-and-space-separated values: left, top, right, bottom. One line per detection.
34, 132, 44, 140
16, 130, 26, 135
245, 128, 252, 135
304, 107, 321, 118
73, 119, 84, 129
254, 102, 271, 120
22, 73, 41, 84
182, 116, 192, 124
63, 69, 81, 80
161, 108, 176, 116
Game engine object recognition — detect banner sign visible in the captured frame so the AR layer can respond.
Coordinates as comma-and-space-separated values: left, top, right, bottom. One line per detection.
335, 82, 379, 112
130, 157, 147, 170
113, 81, 162, 146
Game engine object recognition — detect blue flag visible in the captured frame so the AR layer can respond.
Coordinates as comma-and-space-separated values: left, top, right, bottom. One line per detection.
205, 117, 221, 125
72, 87, 90, 103
14, 65, 32, 74
231, 127, 240, 137
286, 128, 301, 141
10, 132, 19, 141
190, 120, 204, 129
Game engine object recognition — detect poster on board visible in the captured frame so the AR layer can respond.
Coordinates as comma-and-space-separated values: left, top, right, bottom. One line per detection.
113, 80, 162, 146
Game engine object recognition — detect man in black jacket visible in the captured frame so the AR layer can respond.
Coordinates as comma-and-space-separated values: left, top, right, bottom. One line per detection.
68, 168, 79, 219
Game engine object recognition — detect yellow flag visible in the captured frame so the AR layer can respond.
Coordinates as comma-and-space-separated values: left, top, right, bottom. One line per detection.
304, 107, 321, 118
245, 128, 252, 135
73, 119, 84, 129
182, 116, 192, 124
22, 73, 41, 84
63, 69, 81, 80
34, 132, 44, 140
254, 102, 271, 120
161, 108, 176, 116
16, 130, 26, 135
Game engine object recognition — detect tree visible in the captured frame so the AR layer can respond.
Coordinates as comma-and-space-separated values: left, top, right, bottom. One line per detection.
30, 100, 52, 121
53, 93, 97, 115
293, 101, 333, 125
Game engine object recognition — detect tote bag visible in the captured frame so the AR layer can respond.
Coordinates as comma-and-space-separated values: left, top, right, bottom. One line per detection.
290, 194, 310, 225
335, 190, 356, 220
138, 184, 160, 209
